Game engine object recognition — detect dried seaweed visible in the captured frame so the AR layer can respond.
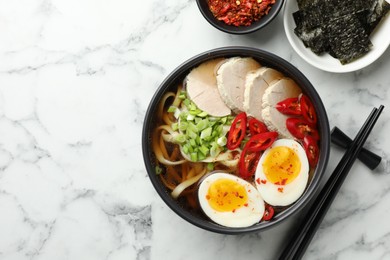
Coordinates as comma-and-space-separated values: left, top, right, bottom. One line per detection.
366, 0, 390, 34
325, 14, 372, 64
293, 0, 389, 64
294, 25, 329, 55
297, 0, 318, 9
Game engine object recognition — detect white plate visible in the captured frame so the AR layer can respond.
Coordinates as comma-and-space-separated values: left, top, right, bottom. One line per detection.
283, 1, 390, 73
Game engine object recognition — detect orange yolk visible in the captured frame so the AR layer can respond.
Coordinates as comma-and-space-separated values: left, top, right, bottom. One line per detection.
206, 178, 248, 212
263, 146, 301, 185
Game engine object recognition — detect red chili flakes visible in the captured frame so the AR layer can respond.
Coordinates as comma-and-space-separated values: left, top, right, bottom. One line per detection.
206, 195, 211, 200
256, 178, 267, 185
208, 0, 276, 27
277, 187, 284, 193
244, 203, 249, 207
275, 178, 287, 185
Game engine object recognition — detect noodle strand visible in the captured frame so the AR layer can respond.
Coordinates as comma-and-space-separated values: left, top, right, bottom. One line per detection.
171, 168, 207, 199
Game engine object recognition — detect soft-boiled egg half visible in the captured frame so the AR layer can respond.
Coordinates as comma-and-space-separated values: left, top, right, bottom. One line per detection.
255, 139, 309, 206
198, 172, 265, 228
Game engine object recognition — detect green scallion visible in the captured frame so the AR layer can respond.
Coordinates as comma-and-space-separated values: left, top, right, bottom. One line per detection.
155, 165, 163, 175
207, 163, 214, 171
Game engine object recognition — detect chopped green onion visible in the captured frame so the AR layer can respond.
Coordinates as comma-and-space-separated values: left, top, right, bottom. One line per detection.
190, 152, 198, 162
155, 165, 163, 175
188, 122, 197, 131
207, 163, 214, 171
171, 123, 178, 131
183, 99, 191, 107
174, 108, 181, 119
188, 130, 197, 140
174, 134, 186, 143
167, 106, 177, 113
178, 122, 188, 131
198, 152, 206, 161
179, 92, 186, 99
190, 103, 197, 111
199, 145, 209, 156
198, 111, 208, 117
183, 144, 189, 154
196, 136, 202, 145
200, 127, 212, 139
189, 109, 200, 115
217, 136, 227, 146
196, 119, 208, 131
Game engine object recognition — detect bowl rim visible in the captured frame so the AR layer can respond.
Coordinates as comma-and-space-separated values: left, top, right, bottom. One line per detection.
196, 0, 285, 34
142, 46, 330, 234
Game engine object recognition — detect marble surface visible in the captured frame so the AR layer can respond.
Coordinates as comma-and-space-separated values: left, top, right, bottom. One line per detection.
0, 1, 389, 260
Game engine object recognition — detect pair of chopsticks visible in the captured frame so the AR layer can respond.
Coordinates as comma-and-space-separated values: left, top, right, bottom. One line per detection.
279, 105, 384, 260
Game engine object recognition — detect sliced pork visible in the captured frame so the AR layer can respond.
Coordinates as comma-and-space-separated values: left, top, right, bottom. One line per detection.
216, 57, 261, 113
262, 78, 302, 138
243, 67, 284, 120
186, 58, 231, 117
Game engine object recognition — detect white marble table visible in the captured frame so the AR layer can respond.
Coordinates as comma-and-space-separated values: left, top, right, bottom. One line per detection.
0, 1, 389, 260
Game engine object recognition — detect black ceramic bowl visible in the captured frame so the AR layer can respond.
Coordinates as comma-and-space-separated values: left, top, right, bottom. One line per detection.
196, 0, 285, 34
142, 47, 330, 234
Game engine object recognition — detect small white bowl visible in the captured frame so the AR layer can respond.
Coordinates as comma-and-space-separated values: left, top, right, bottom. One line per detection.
283, 0, 390, 73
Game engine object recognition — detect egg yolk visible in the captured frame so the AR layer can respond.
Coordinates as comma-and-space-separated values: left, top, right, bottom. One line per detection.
206, 178, 248, 212
263, 146, 301, 185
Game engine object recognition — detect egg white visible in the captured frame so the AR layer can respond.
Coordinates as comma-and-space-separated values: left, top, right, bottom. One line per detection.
255, 139, 309, 206
198, 172, 265, 228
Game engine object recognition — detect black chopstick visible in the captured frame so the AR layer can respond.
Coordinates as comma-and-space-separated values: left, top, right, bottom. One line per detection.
279, 105, 384, 260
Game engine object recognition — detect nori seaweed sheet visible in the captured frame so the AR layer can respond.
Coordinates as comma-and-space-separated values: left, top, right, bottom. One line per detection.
297, 0, 319, 9
325, 14, 372, 64
293, 0, 389, 64
366, 0, 390, 34
294, 25, 329, 54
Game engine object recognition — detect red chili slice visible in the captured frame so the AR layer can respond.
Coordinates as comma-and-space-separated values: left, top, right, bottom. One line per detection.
286, 118, 320, 140
246, 132, 278, 152
248, 118, 268, 136
238, 144, 261, 180
303, 135, 320, 167
275, 97, 302, 116
262, 204, 275, 221
300, 94, 317, 125
227, 112, 247, 150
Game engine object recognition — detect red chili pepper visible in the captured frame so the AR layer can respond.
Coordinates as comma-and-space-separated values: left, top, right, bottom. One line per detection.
227, 112, 247, 150
246, 132, 278, 152
238, 144, 261, 179
262, 204, 274, 221
300, 94, 317, 125
275, 97, 302, 116
248, 118, 268, 136
286, 118, 319, 140
303, 135, 320, 167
